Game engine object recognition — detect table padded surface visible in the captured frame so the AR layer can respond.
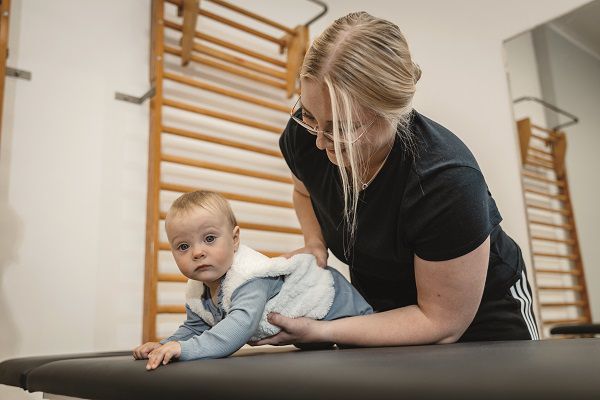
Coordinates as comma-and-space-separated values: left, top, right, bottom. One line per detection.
0, 351, 130, 389
5, 339, 596, 400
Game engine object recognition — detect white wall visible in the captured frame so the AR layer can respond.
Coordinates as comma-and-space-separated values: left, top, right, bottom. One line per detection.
0, 0, 592, 398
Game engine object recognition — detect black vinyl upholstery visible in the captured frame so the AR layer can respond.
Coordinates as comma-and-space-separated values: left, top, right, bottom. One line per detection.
1, 340, 599, 400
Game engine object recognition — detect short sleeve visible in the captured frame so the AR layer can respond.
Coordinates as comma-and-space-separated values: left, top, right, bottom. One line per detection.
402, 166, 499, 261
279, 116, 300, 179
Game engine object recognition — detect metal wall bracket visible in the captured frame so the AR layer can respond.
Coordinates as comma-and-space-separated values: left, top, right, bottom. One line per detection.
115, 87, 156, 104
513, 96, 579, 131
304, 0, 327, 27
6, 67, 31, 80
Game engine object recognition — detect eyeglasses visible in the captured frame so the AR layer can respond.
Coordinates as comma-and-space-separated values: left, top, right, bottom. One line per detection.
290, 96, 375, 145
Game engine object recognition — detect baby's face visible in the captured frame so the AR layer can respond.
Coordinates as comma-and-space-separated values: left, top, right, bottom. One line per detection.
166, 207, 239, 284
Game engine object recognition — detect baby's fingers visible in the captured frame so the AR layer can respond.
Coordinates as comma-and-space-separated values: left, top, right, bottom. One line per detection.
162, 350, 175, 365
146, 351, 165, 370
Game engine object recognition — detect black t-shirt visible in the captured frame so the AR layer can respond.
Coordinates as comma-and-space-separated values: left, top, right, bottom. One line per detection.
279, 109, 524, 318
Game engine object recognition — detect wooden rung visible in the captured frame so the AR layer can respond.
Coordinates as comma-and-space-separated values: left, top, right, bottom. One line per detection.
533, 251, 578, 260
163, 20, 287, 79
530, 132, 553, 144
527, 154, 554, 165
163, 98, 282, 133
157, 305, 186, 314
540, 301, 586, 308
163, 72, 289, 113
158, 211, 301, 234
165, 0, 286, 46
198, 9, 285, 46
524, 188, 567, 201
522, 171, 565, 187
162, 125, 282, 158
194, 42, 286, 79
524, 159, 554, 169
528, 147, 553, 158
161, 153, 292, 183
543, 317, 588, 325
160, 182, 293, 209
531, 123, 560, 135
528, 219, 573, 230
158, 273, 187, 283
164, 46, 287, 90
535, 268, 581, 276
240, 222, 302, 235
526, 203, 571, 216
538, 285, 583, 291
158, 242, 283, 258
207, 0, 296, 35
195, 31, 287, 67
169, 16, 287, 67
531, 236, 575, 245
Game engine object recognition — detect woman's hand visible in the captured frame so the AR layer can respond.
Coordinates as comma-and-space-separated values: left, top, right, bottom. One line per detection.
132, 341, 161, 360
282, 241, 329, 267
250, 313, 329, 346
145, 341, 182, 370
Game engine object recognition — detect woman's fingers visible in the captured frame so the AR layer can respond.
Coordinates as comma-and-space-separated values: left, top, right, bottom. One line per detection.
268, 312, 291, 329
315, 251, 328, 267
281, 245, 329, 267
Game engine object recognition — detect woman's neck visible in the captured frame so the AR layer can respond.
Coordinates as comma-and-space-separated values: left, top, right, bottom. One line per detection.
361, 127, 396, 185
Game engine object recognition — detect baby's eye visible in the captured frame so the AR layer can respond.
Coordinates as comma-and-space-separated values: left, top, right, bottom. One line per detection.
205, 235, 217, 244
177, 243, 189, 251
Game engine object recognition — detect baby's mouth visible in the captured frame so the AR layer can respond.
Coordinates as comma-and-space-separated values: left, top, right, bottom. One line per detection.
194, 265, 210, 271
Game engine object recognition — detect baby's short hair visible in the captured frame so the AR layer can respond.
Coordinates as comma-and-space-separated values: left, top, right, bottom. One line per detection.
168, 190, 238, 229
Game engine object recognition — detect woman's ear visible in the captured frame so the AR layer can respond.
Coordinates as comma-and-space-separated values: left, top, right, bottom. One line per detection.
232, 225, 240, 251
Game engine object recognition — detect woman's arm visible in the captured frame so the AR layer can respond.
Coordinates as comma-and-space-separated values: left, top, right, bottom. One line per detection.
284, 175, 329, 267
254, 237, 489, 346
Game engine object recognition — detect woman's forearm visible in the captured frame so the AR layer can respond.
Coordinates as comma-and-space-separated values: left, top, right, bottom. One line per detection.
293, 188, 326, 246
322, 305, 463, 346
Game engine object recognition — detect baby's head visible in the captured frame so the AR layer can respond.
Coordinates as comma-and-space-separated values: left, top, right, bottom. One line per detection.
165, 191, 240, 283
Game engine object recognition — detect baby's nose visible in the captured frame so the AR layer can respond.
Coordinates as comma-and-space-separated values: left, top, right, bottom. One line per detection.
192, 246, 206, 259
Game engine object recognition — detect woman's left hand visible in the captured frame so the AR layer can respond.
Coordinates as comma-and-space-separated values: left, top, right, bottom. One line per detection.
249, 313, 329, 346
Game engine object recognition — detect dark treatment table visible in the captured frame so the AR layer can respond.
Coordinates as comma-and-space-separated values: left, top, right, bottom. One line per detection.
1, 339, 599, 400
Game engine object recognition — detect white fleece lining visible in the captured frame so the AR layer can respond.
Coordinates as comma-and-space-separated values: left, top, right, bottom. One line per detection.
185, 245, 335, 340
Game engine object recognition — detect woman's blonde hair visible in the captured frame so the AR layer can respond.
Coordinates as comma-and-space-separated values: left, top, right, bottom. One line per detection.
300, 11, 420, 257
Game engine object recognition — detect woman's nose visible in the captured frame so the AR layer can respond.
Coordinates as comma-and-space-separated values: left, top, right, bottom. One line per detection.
315, 130, 329, 150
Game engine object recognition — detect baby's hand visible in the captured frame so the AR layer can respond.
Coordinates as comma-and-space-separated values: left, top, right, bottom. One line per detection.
146, 341, 182, 370
132, 342, 161, 360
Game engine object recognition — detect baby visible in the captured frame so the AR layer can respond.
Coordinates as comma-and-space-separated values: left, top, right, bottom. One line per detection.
133, 190, 373, 369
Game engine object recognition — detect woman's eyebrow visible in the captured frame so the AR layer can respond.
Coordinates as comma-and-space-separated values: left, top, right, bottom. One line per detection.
300, 102, 333, 123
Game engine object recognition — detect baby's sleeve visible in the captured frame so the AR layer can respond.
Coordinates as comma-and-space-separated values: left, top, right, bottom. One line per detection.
177, 277, 277, 361
159, 304, 210, 344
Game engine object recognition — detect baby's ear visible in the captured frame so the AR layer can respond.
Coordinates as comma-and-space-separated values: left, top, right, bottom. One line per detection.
232, 225, 241, 251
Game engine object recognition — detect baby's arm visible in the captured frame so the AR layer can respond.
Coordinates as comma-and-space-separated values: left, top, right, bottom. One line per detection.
133, 304, 209, 361
177, 277, 276, 361
160, 304, 211, 344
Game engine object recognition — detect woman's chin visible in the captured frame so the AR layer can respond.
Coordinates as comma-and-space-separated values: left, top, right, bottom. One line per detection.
325, 148, 347, 166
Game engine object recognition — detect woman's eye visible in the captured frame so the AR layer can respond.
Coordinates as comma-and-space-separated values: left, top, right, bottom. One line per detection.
301, 112, 314, 121
205, 235, 216, 243
177, 243, 189, 251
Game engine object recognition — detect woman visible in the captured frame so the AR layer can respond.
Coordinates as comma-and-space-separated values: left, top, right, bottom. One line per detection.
254, 11, 538, 347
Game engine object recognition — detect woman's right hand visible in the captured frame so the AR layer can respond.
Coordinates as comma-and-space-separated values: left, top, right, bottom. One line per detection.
282, 241, 329, 267
132, 342, 161, 360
